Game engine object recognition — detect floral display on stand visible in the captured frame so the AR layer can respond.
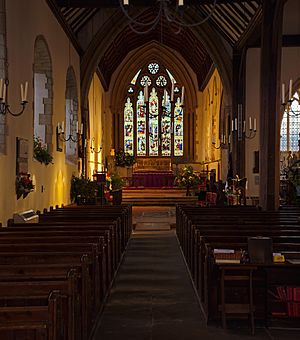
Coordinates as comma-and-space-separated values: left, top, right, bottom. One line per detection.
16, 173, 34, 199
174, 165, 200, 196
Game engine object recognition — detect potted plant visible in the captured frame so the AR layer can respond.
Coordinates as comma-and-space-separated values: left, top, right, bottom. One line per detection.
33, 136, 53, 165
16, 173, 34, 199
110, 173, 125, 205
174, 165, 200, 196
115, 148, 136, 167
70, 175, 97, 205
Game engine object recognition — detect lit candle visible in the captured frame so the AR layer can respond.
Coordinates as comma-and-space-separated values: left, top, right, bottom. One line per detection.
289, 79, 293, 100
20, 83, 24, 102
2, 83, 6, 103
231, 119, 234, 132
181, 86, 184, 105
282, 83, 285, 104
234, 118, 237, 131
0, 78, 3, 99
171, 79, 175, 102
249, 117, 252, 130
24, 81, 28, 102
80, 123, 83, 135
254, 118, 257, 132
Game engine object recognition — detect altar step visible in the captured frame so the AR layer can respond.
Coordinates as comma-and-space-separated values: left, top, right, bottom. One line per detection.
122, 188, 198, 206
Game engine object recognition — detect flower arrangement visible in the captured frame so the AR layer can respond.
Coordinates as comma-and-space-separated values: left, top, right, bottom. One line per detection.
70, 175, 97, 204
115, 148, 136, 167
174, 165, 200, 195
16, 173, 34, 199
33, 136, 53, 165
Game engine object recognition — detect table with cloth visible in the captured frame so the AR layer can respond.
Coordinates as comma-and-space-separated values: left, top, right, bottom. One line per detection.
132, 171, 174, 187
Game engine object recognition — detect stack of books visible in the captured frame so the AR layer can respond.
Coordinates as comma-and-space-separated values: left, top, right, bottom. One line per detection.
213, 249, 242, 264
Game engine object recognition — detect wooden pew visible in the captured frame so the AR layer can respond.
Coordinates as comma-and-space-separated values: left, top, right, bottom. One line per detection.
0, 290, 63, 340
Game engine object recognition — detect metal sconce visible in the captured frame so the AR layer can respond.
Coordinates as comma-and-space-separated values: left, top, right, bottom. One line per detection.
0, 79, 28, 117
90, 137, 102, 154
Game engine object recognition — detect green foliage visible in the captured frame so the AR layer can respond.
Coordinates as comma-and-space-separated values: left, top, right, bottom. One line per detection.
70, 175, 97, 203
115, 148, 136, 167
110, 173, 125, 191
33, 136, 53, 165
175, 165, 200, 189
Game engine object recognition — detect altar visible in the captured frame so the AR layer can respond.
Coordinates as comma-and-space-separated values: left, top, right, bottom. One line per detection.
132, 171, 174, 187
132, 157, 174, 188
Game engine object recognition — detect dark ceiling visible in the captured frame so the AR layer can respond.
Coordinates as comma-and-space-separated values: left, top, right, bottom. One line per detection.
48, 0, 262, 89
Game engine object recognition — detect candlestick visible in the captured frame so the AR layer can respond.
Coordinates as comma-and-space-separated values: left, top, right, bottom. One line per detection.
24, 81, 28, 102
282, 83, 285, 104
20, 83, 24, 102
0, 78, 3, 99
289, 79, 293, 100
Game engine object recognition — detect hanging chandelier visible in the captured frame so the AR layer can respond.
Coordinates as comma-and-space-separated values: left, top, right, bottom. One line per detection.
119, 0, 218, 34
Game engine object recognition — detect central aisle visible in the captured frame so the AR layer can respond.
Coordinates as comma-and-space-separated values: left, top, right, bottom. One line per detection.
92, 224, 271, 340
93, 230, 209, 339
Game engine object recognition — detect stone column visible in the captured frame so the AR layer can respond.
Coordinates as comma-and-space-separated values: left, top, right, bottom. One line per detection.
259, 0, 284, 210
0, 0, 6, 154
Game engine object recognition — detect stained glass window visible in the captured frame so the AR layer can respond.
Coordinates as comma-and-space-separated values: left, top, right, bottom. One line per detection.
148, 88, 159, 156
280, 92, 300, 152
123, 62, 184, 158
124, 97, 134, 155
174, 97, 184, 156
148, 63, 159, 74
136, 91, 147, 156
161, 91, 172, 156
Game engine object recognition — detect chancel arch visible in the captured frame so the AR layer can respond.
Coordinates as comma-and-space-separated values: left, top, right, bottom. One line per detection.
110, 42, 198, 162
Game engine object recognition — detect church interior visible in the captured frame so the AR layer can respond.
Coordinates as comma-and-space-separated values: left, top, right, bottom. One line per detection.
0, 0, 300, 339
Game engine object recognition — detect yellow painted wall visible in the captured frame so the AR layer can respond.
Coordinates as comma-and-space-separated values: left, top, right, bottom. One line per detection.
0, 0, 81, 226
195, 68, 223, 179
87, 74, 106, 179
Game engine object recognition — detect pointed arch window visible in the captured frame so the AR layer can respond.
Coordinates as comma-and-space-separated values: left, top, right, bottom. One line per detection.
280, 91, 300, 152
123, 62, 184, 157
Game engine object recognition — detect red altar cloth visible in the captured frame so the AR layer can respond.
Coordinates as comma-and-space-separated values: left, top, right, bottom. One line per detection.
132, 171, 174, 187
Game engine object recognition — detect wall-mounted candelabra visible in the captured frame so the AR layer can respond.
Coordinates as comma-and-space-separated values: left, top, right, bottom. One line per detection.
281, 79, 300, 116
56, 120, 83, 151
0, 79, 28, 117
90, 137, 102, 154
212, 134, 228, 149
231, 104, 257, 140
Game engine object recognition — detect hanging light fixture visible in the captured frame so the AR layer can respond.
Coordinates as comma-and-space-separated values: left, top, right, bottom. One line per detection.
119, 0, 218, 34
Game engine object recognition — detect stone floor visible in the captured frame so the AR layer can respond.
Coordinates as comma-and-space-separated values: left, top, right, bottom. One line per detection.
91, 207, 300, 340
